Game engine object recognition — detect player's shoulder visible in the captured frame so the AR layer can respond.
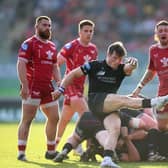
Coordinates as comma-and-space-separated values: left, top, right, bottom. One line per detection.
149, 43, 159, 51
88, 42, 97, 49
62, 39, 77, 50
20, 36, 35, 50
89, 59, 103, 66
22, 36, 35, 44
48, 40, 56, 48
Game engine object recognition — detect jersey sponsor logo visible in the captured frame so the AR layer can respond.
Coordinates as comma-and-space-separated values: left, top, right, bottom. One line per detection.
46, 50, 54, 60
21, 43, 28, 50
160, 57, 168, 67
65, 42, 72, 49
96, 70, 105, 76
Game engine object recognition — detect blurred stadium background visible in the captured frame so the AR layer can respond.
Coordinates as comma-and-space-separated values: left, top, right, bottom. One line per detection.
0, 0, 167, 122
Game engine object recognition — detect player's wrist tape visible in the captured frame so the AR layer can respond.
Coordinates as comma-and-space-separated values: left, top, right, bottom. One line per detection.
138, 82, 145, 89
58, 86, 65, 94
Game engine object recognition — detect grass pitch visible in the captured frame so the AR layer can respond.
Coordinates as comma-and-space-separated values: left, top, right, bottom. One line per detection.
0, 122, 167, 168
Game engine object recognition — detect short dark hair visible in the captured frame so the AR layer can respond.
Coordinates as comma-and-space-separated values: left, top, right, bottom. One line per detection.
107, 41, 127, 57
78, 19, 95, 30
35, 16, 51, 25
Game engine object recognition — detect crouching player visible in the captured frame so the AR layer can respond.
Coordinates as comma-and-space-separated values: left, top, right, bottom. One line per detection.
53, 111, 121, 168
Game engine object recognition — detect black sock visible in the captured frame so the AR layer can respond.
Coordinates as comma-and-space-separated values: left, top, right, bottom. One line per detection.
147, 129, 160, 153
103, 150, 114, 158
142, 99, 151, 108
63, 143, 73, 154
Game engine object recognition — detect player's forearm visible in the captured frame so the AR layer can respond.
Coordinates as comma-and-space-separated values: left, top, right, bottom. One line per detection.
57, 53, 66, 66
53, 64, 62, 84
60, 68, 84, 89
128, 130, 147, 140
136, 69, 155, 90
17, 60, 28, 86
125, 139, 140, 161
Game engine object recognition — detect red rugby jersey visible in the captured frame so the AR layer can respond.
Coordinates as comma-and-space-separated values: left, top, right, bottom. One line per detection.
59, 38, 98, 89
148, 44, 168, 96
18, 35, 57, 84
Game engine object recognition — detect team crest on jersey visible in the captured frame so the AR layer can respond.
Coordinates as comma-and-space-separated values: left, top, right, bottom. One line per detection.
21, 43, 28, 50
84, 55, 91, 63
65, 43, 72, 49
46, 50, 54, 60
160, 57, 168, 67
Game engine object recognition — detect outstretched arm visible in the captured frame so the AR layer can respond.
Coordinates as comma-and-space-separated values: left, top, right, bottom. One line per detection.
51, 67, 85, 100
132, 69, 156, 97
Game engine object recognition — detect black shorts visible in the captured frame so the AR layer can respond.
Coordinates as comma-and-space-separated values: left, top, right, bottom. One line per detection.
75, 112, 105, 140
88, 93, 110, 119
120, 108, 143, 117
119, 111, 132, 127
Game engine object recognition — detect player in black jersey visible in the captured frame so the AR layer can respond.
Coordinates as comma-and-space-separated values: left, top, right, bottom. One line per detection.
53, 112, 106, 162
52, 41, 168, 168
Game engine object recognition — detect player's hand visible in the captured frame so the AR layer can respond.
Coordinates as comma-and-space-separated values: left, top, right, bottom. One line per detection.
131, 87, 142, 97
51, 90, 62, 100
125, 57, 138, 69
20, 85, 29, 100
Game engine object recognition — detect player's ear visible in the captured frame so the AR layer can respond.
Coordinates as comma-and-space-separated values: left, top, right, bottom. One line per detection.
35, 23, 38, 29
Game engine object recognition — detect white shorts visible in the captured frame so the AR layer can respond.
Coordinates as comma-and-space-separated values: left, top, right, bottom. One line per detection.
22, 97, 58, 108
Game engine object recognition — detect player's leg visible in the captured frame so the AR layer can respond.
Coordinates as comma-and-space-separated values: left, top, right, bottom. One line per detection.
157, 117, 168, 131
71, 96, 89, 116
70, 96, 89, 155
41, 101, 59, 159
103, 94, 168, 113
55, 104, 74, 149
53, 131, 82, 162
138, 113, 158, 130
17, 99, 39, 161
100, 113, 121, 168
156, 105, 168, 131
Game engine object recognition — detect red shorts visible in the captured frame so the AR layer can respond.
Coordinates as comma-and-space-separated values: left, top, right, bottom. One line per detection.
29, 82, 54, 105
63, 85, 84, 105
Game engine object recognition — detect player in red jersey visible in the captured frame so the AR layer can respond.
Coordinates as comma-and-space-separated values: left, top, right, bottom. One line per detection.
132, 20, 168, 131
55, 20, 98, 154
17, 16, 61, 161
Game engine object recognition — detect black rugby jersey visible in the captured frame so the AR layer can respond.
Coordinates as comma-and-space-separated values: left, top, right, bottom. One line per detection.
81, 60, 126, 94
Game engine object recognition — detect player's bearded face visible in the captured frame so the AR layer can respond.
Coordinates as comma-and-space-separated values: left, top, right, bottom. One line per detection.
38, 29, 51, 40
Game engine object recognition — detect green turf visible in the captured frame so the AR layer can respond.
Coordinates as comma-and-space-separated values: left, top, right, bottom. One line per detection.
0, 122, 167, 168
0, 79, 19, 98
